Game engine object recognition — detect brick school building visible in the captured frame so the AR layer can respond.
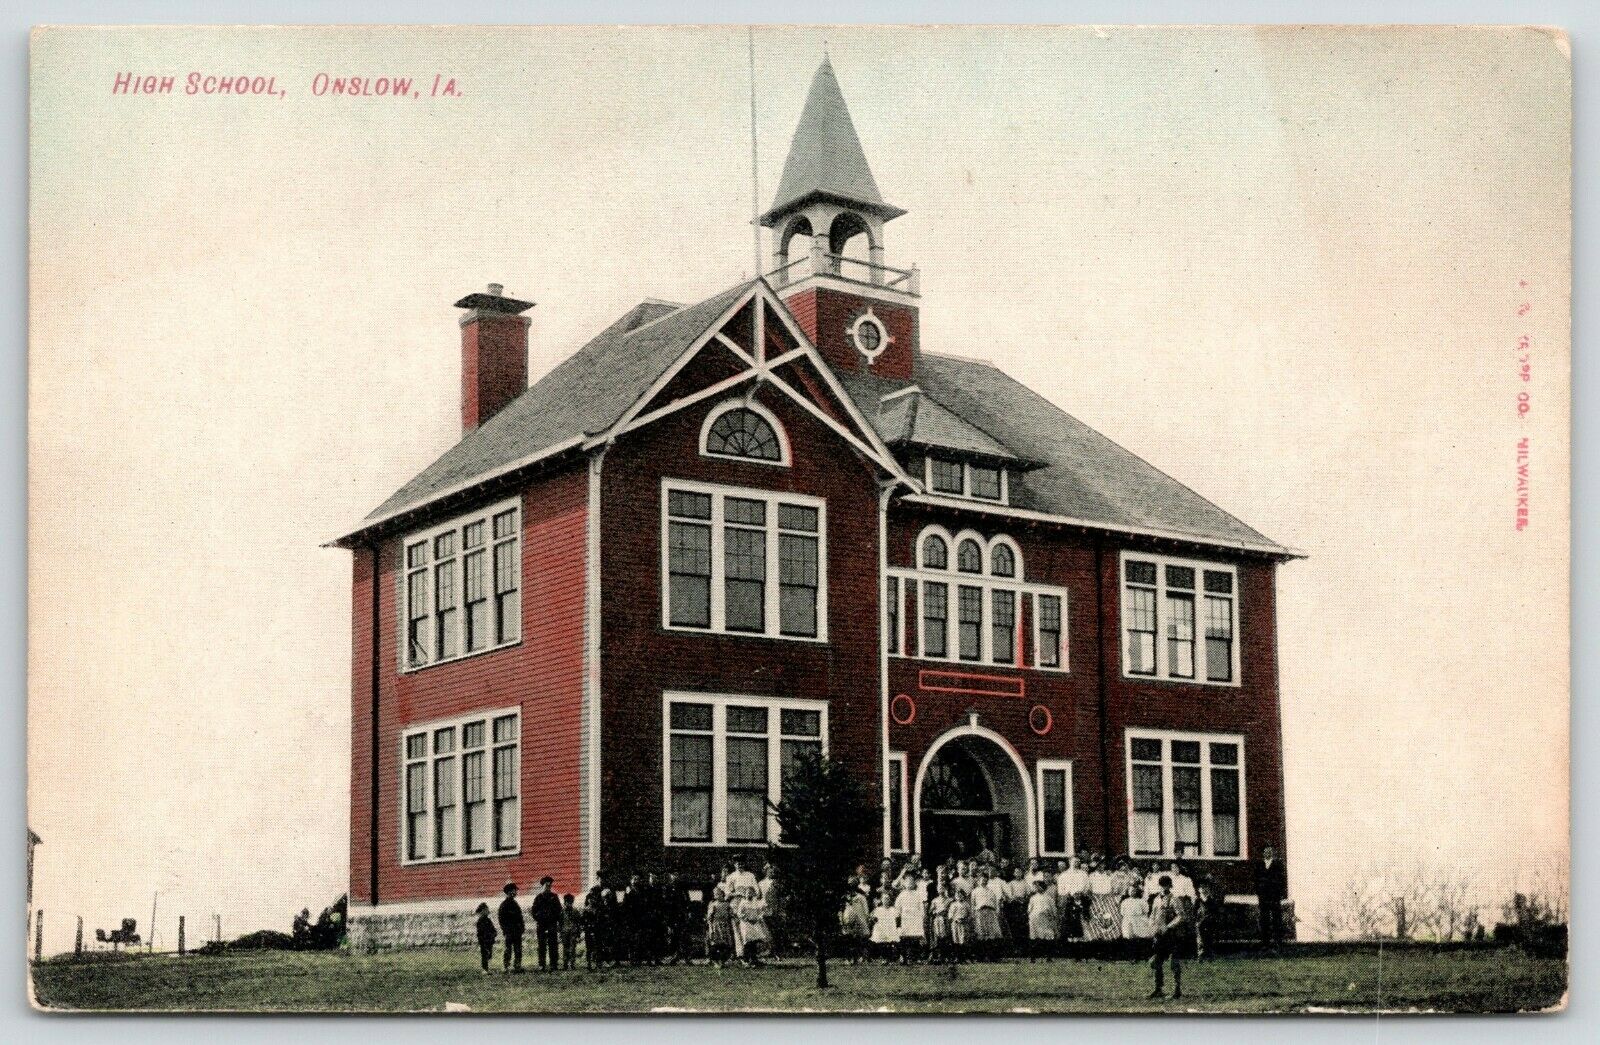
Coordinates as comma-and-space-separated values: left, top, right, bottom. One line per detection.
331, 58, 1300, 948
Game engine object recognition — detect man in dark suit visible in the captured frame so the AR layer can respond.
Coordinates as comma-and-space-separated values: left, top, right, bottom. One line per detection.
497, 881, 525, 972
530, 876, 563, 971
1252, 845, 1288, 948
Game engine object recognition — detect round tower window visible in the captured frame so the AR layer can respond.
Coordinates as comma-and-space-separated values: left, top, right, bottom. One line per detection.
850, 311, 890, 362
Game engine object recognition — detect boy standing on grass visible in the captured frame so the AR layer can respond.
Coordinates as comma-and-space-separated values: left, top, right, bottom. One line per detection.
498, 882, 524, 972
559, 894, 581, 970
474, 902, 497, 973
1147, 875, 1188, 1000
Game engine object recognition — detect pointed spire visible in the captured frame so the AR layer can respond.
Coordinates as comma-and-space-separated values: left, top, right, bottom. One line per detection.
759, 57, 905, 227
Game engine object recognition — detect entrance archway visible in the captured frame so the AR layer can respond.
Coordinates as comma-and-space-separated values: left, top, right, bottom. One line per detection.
912, 722, 1035, 866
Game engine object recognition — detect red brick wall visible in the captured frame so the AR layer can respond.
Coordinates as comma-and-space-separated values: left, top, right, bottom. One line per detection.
782, 286, 917, 380
886, 503, 1286, 896
885, 507, 1106, 858
348, 463, 588, 904
460, 314, 528, 432
598, 381, 883, 880
1100, 553, 1286, 894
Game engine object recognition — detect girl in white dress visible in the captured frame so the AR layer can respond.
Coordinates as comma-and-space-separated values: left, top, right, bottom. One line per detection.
733, 887, 770, 966
1026, 878, 1060, 962
895, 875, 928, 964
869, 890, 899, 963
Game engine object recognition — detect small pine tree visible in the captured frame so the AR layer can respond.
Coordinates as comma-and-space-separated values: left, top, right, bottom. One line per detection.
768, 750, 875, 989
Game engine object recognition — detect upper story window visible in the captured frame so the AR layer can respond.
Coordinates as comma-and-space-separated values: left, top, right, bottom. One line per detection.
890, 526, 1067, 671
700, 400, 789, 466
923, 456, 1008, 504
402, 498, 520, 671
1121, 552, 1239, 685
662, 479, 825, 641
402, 707, 520, 865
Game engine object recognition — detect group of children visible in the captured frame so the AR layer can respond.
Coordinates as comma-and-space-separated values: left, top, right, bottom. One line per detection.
468, 856, 783, 974
840, 851, 1214, 974
473, 877, 585, 973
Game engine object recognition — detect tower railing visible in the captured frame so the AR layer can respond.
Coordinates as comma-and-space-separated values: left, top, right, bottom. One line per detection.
765, 247, 920, 295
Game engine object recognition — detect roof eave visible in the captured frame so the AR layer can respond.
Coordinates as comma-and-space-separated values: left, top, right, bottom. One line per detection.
323, 436, 588, 550
899, 492, 1305, 561
759, 189, 907, 228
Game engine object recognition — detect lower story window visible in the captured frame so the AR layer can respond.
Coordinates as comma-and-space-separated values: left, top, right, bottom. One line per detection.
1036, 759, 1074, 857
402, 708, 520, 864
664, 693, 827, 846
887, 752, 908, 852
1126, 729, 1244, 859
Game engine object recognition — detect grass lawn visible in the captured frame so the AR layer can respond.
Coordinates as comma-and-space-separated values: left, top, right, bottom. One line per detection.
31, 945, 1565, 1014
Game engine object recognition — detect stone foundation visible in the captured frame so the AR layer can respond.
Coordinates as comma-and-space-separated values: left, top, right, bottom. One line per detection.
347, 902, 480, 952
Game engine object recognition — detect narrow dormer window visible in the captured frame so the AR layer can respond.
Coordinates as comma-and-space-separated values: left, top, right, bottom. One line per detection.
969, 464, 1002, 501
924, 456, 1008, 504
929, 458, 964, 494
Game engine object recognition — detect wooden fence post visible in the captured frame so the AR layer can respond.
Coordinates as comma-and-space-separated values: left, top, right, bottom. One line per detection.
178, 915, 186, 956
33, 910, 43, 962
75, 916, 83, 958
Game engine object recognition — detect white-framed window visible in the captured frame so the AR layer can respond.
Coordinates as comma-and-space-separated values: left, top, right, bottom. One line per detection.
662, 479, 826, 641
897, 526, 1065, 669
663, 693, 827, 846
401, 707, 520, 865
1126, 729, 1245, 860
1120, 551, 1240, 685
1033, 592, 1064, 670
923, 456, 1009, 504
400, 498, 520, 671
699, 399, 790, 466
885, 575, 903, 656
887, 752, 909, 853
1036, 759, 1075, 857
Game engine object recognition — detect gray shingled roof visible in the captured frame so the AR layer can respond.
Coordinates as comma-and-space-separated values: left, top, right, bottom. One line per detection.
760, 58, 904, 224
872, 355, 1285, 552
364, 281, 753, 522
875, 389, 1020, 463
358, 279, 1287, 556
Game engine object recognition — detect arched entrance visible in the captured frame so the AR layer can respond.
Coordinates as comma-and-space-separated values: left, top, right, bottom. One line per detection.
913, 723, 1035, 867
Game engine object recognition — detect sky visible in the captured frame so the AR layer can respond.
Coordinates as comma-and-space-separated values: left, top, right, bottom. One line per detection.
28, 25, 1569, 953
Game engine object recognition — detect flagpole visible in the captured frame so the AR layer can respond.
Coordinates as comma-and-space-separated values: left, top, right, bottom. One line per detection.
748, 26, 761, 281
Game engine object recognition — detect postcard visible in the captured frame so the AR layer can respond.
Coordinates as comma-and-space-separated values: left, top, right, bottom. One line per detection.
27, 24, 1570, 1013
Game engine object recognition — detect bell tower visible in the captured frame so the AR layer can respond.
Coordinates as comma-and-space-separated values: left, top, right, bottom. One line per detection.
761, 57, 919, 380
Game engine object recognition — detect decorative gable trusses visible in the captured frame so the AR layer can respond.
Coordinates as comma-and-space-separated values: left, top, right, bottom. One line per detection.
583, 280, 917, 488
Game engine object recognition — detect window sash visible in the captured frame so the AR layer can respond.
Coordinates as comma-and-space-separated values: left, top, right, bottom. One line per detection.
991, 589, 1016, 664
1122, 553, 1239, 684
401, 709, 519, 864
401, 500, 519, 671
1038, 764, 1072, 856
662, 483, 826, 640
663, 695, 828, 846
921, 581, 948, 658
1035, 593, 1063, 669
887, 753, 908, 852
885, 576, 901, 656
1126, 732, 1245, 859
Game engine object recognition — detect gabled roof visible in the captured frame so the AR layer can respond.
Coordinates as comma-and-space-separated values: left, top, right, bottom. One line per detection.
360, 282, 753, 527
873, 356, 1291, 555
759, 58, 905, 226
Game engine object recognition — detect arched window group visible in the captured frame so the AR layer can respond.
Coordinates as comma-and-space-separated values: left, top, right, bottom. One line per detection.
894, 526, 1065, 671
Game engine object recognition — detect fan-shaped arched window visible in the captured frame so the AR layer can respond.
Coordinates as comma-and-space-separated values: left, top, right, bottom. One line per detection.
991, 543, 1016, 578
957, 539, 983, 574
701, 402, 786, 464
921, 534, 948, 570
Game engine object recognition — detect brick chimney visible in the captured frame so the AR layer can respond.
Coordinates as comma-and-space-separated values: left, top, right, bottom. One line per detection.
454, 283, 534, 433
